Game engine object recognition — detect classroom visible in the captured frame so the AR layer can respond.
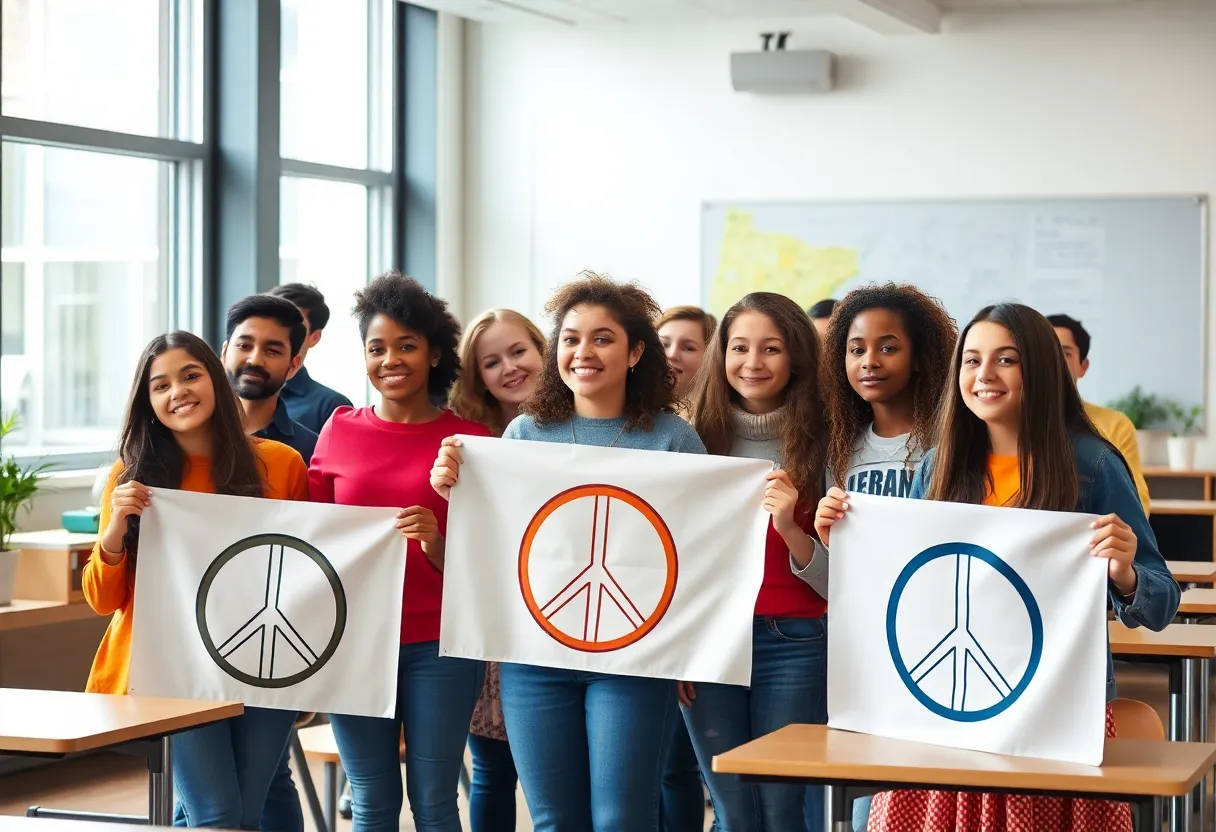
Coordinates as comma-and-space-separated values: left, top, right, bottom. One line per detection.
1, 0, 1215, 831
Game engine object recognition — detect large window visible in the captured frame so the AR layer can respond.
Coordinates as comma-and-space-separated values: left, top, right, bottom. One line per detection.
0, 0, 202, 467
279, 0, 394, 409
1, 0, 432, 469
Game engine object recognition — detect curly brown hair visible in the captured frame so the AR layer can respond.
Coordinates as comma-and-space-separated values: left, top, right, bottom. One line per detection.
523, 271, 676, 431
688, 292, 826, 509
821, 283, 958, 487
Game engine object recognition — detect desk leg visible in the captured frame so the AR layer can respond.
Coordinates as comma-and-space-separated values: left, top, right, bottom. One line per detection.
1171, 660, 1185, 832
324, 761, 338, 832
1202, 657, 1210, 832
149, 735, 173, 826
825, 785, 849, 832
1185, 658, 1198, 832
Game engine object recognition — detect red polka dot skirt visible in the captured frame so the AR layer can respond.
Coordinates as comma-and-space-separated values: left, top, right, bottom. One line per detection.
866, 705, 1132, 832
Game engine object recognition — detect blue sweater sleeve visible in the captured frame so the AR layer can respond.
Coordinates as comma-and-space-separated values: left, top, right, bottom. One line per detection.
1089, 448, 1180, 631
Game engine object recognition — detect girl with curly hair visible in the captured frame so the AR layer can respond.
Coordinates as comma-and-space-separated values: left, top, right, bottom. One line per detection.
682, 291, 830, 832
308, 271, 491, 832
447, 308, 547, 832
431, 271, 705, 832
804, 283, 956, 829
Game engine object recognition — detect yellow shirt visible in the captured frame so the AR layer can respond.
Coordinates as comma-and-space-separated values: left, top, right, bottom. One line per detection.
1084, 401, 1152, 517
82, 438, 308, 695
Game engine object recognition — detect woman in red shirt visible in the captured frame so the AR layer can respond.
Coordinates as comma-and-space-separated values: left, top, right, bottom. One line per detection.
308, 272, 490, 832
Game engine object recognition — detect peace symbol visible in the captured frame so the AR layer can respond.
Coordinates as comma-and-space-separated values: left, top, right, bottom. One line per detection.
518, 484, 677, 653
196, 533, 347, 689
886, 542, 1043, 722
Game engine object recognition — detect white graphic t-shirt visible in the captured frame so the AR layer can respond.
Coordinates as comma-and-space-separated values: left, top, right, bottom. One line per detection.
792, 424, 927, 596
841, 425, 925, 498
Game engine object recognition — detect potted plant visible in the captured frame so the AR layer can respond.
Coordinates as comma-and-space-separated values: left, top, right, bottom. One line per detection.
0, 413, 52, 606
1107, 387, 1169, 457
1165, 401, 1204, 472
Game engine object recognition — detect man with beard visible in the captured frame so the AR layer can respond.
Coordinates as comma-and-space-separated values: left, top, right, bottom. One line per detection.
222, 294, 318, 465
217, 293, 319, 832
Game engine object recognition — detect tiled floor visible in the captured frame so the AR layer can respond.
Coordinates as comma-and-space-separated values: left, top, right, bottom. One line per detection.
0, 662, 1180, 830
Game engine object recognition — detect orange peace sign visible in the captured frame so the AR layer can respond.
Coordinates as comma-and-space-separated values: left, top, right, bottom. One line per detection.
518, 484, 678, 653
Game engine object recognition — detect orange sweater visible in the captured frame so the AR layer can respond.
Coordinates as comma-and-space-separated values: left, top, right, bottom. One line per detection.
984, 455, 1021, 507
83, 439, 309, 694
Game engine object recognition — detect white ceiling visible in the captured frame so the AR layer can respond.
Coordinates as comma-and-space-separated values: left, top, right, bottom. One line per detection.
408, 0, 1168, 24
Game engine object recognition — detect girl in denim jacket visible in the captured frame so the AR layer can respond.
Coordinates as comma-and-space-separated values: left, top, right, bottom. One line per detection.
819, 303, 1179, 832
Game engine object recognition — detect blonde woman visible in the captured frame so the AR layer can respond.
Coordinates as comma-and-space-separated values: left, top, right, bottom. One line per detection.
656, 305, 716, 406
448, 308, 546, 832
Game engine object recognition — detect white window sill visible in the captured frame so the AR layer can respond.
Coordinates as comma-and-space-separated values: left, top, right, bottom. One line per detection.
42, 469, 106, 490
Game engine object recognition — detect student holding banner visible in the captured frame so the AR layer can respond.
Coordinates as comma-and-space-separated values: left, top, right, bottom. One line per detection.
83, 331, 309, 829
307, 272, 490, 832
448, 308, 547, 832
820, 303, 1179, 832
431, 272, 706, 832
683, 291, 830, 832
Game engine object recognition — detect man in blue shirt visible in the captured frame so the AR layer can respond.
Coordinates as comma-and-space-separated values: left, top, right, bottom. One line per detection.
268, 283, 353, 434
220, 293, 317, 832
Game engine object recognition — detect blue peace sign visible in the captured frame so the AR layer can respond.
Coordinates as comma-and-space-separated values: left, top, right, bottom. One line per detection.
886, 542, 1043, 722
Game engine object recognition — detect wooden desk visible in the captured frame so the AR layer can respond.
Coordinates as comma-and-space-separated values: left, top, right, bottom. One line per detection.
6, 530, 97, 605
0, 689, 242, 825
1170, 561, 1216, 584
1179, 588, 1216, 616
1145, 468, 1216, 501
1151, 500, 1216, 517
713, 724, 1216, 827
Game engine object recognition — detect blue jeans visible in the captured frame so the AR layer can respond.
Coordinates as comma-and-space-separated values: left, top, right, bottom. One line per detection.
329, 641, 484, 832
260, 729, 304, 832
499, 662, 675, 832
661, 715, 705, 832
172, 706, 298, 828
852, 796, 872, 831
682, 616, 828, 832
467, 734, 518, 832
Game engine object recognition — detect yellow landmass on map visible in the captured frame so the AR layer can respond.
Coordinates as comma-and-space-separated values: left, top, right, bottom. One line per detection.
710, 210, 860, 317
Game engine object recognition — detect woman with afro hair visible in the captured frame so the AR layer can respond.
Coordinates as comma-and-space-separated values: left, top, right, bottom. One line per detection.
308, 271, 491, 832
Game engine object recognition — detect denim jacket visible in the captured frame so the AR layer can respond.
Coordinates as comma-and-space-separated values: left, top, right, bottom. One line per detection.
910, 431, 1181, 702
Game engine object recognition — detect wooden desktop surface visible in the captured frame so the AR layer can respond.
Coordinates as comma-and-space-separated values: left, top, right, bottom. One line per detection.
1169, 561, 1216, 583
0, 689, 242, 754
1108, 620, 1216, 658
1151, 500, 1216, 516
1179, 588, 1216, 616
713, 724, 1216, 797
0, 821, 225, 832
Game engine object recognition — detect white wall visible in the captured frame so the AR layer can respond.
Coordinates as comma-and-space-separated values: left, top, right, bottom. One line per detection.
462, 0, 1216, 460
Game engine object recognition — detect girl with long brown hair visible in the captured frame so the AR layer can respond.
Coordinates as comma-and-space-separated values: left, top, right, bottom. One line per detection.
820, 304, 1178, 832
448, 308, 546, 832
83, 331, 309, 828
431, 272, 705, 832
683, 291, 829, 832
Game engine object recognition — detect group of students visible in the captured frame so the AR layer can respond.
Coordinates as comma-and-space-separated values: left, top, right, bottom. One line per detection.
81, 269, 1180, 832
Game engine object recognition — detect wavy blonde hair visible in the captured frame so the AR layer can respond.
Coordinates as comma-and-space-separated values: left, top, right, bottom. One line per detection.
655, 305, 718, 343
448, 308, 547, 435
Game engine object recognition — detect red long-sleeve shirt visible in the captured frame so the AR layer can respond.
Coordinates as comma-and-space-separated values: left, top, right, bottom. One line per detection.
308, 406, 491, 644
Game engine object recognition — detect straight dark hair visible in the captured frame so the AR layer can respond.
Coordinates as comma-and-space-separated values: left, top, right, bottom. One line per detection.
925, 303, 1105, 510
117, 331, 265, 566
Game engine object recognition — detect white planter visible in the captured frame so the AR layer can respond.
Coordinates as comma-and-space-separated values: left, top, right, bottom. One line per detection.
1135, 430, 1153, 458
1167, 436, 1197, 471
0, 549, 17, 606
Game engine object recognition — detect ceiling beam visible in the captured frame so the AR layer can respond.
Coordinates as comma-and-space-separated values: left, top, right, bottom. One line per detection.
828, 0, 943, 34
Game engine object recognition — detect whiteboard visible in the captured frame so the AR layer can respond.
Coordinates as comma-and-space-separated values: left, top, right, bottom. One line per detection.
701, 196, 1207, 413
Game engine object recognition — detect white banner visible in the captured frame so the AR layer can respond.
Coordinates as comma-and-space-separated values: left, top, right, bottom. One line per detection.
440, 435, 771, 685
129, 488, 406, 718
828, 493, 1108, 765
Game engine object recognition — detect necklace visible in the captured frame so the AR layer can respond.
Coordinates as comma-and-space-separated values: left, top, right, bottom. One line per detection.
570, 416, 627, 448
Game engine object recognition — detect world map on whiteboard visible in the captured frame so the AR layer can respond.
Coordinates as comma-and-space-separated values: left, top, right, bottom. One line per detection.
702, 198, 1204, 411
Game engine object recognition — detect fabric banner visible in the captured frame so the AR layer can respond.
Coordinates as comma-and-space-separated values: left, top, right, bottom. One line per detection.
440, 435, 771, 685
128, 488, 405, 718
827, 492, 1109, 765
